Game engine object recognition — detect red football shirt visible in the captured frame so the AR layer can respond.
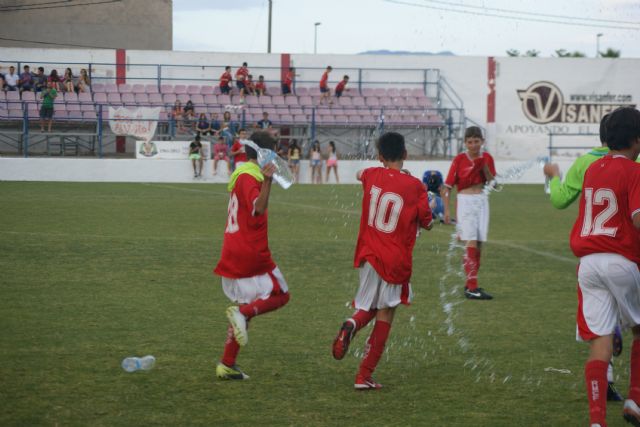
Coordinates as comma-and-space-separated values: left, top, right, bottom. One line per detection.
220, 71, 232, 88
444, 152, 496, 191
214, 173, 276, 278
570, 155, 640, 264
255, 82, 265, 92
354, 167, 433, 285
235, 66, 248, 82
231, 141, 247, 163
284, 72, 293, 86
320, 71, 329, 89
335, 80, 347, 93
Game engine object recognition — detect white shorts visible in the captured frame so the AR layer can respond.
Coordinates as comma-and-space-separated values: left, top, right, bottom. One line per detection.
456, 193, 489, 242
576, 253, 640, 341
353, 262, 412, 311
221, 267, 288, 304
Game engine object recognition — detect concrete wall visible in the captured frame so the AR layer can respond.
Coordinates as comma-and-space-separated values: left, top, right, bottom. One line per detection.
0, 0, 171, 50
0, 157, 561, 185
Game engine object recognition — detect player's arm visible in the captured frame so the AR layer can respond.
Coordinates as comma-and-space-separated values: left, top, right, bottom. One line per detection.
417, 186, 434, 230
356, 169, 365, 181
545, 162, 581, 209
441, 185, 452, 224
254, 163, 276, 216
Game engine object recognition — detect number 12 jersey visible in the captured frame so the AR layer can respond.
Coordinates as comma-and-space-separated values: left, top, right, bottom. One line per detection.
354, 167, 433, 285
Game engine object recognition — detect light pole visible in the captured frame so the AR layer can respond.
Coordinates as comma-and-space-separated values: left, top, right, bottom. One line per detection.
314, 22, 321, 54
596, 33, 603, 58
267, 0, 272, 53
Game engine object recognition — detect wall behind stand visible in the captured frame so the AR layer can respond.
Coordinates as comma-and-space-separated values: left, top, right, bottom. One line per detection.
0, 158, 570, 185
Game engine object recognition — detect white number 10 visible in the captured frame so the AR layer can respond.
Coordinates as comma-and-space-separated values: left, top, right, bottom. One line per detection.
368, 185, 403, 233
580, 188, 618, 237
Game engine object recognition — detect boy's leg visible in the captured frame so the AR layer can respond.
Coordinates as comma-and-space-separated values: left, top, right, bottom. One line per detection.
239, 292, 290, 320
623, 326, 640, 424
585, 336, 613, 426
463, 241, 479, 290
355, 308, 395, 389
333, 309, 377, 360
217, 322, 250, 380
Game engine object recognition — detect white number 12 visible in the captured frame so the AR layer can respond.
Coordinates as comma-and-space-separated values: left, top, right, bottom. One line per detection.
580, 188, 618, 237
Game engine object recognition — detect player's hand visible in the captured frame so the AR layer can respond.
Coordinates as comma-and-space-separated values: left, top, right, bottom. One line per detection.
261, 162, 276, 179
443, 214, 451, 225
543, 163, 560, 178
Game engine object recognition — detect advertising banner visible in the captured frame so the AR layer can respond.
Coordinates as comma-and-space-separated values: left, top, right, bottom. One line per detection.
135, 140, 211, 160
109, 107, 161, 142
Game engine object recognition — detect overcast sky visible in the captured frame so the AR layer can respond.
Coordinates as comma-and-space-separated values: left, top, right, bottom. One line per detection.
173, 0, 640, 58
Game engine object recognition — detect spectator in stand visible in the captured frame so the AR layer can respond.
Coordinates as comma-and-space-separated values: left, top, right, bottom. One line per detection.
172, 100, 185, 132
255, 75, 267, 96
39, 81, 57, 132
0, 67, 5, 90
277, 138, 290, 160
196, 112, 211, 136
183, 100, 196, 131
62, 68, 75, 93
310, 140, 323, 184
34, 67, 46, 92
245, 74, 256, 96
335, 75, 349, 98
213, 135, 230, 176
288, 139, 301, 183
319, 66, 333, 105
220, 66, 232, 95
4, 66, 19, 91
326, 140, 339, 183
48, 69, 62, 92
19, 65, 34, 93
282, 67, 294, 96
230, 128, 249, 168
189, 134, 204, 178
76, 68, 91, 93
222, 111, 238, 135
235, 62, 249, 101
210, 112, 221, 134
256, 112, 273, 129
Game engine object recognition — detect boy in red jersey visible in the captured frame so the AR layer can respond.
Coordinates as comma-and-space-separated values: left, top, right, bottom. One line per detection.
282, 67, 294, 96
219, 66, 232, 95
332, 131, 433, 390
213, 131, 290, 380
568, 107, 640, 427
334, 75, 349, 98
442, 126, 496, 300
235, 62, 249, 100
255, 75, 266, 96
318, 65, 332, 105
230, 129, 248, 169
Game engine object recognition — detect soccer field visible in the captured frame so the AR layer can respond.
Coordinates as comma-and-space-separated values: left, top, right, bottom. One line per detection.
0, 181, 632, 426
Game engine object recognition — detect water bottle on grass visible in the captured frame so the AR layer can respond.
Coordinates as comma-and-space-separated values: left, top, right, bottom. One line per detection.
121, 355, 155, 372
241, 139, 294, 189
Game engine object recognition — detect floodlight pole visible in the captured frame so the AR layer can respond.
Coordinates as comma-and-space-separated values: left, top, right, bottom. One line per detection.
267, 0, 273, 53
596, 33, 603, 58
314, 22, 321, 54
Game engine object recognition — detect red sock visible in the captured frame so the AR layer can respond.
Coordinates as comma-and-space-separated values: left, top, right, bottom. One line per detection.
463, 247, 479, 290
629, 339, 640, 402
585, 359, 609, 425
221, 325, 240, 367
351, 309, 377, 331
358, 320, 391, 378
239, 292, 290, 320
475, 248, 481, 271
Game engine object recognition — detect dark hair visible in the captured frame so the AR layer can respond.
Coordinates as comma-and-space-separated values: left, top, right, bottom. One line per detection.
329, 141, 336, 152
225, 66, 231, 71
258, 75, 264, 79
218, 136, 225, 141
599, 113, 610, 144
327, 66, 333, 70
195, 134, 201, 141
238, 128, 247, 134
246, 131, 276, 159
242, 62, 248, 66
312, 140, 320, 151
343, 75, 349, 80
464, 126, 484, 140
38, 67, 44, 72
604, 107, 640, 151
24, 65, 29, 70
376, 132, 406, 162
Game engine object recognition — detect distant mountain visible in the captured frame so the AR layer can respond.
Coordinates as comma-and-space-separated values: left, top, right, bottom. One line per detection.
358, 49, 455, 56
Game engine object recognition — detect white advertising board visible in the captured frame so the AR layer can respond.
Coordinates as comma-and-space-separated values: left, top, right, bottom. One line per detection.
136, 140, 211, 160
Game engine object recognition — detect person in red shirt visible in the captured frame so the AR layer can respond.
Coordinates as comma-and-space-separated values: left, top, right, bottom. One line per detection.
244, 74, 256, 96
230, 129, 248, 169
442, 126, 496, 300
331, 131, 433, 390
335, 75, 349, 98
319, 65, 332, 105
219, 66, 232, 95
213, 131, 290, 380
254, 75, 266, 96
235, 62, 249, 99
568, 107, 640, 427
282, 67, 294, 96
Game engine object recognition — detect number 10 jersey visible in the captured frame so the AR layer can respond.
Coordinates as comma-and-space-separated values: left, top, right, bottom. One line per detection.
354, 167, 433, 285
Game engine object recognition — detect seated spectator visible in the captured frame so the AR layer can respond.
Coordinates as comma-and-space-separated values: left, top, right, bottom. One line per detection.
255, 75, 267, 96
219, 66, 232, 95
48, 69, 62, 91
335, 75, 349, 98
196, 112, 211, 135
172, 100, 185, 132
189, 134, 204, 178
4, 66, 19, 91
34, 67, 46, 92
210, 112, 221, 133
19, 65, 34, 92
62, 68, 75, 93
76, 68, 91, 93
222, 111, 238, 137
245, 74, 256, 96
256, 111, 273, 129
183, 100, 196, 130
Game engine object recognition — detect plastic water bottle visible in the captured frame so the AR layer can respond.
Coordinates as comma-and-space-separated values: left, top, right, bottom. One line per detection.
121, 355, 155, 372
241, 139, 294, 189
544, 177, 551, 195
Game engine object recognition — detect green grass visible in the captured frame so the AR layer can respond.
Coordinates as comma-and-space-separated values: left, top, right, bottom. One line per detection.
0, 182, 632, 426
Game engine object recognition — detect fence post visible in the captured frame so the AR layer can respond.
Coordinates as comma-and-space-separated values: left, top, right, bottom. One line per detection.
310, 108, 316, 141
548, 133, 553, 162
157, 65, 162, 91
423, 69, 428, 96
22, 102, 29, 158
241, 108, 246, 129
88, 62, 93, 84
97, 104, 103, 158
358, 69, 362, 96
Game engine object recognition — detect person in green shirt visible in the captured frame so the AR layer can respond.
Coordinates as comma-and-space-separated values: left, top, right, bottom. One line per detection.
39, 81, 57, 132
543, 114, 625, 402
